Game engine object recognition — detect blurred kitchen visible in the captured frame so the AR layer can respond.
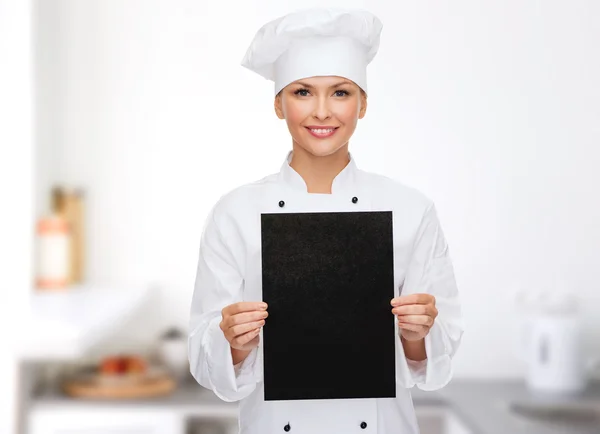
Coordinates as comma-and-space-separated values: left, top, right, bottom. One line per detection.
1, 0, 600, 434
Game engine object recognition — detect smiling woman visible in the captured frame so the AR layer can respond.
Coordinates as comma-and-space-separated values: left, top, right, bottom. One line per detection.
188, 7, 463, 434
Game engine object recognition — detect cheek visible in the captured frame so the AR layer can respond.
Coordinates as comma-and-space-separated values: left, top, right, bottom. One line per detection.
283, 100, 309, 126
336, 99, 360, 124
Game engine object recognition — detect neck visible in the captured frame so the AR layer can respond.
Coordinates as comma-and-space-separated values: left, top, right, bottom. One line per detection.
289, 142, 350, 194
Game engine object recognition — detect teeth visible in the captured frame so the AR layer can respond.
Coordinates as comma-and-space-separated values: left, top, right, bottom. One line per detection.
310, 128, 334, 134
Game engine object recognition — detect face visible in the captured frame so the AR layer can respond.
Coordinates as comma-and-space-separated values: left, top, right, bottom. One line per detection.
274, 76, 367, 158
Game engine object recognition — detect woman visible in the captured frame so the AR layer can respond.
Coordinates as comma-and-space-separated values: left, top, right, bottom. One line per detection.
189, 8, 463, 434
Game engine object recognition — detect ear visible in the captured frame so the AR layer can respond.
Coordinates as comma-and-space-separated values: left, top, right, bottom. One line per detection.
358, 90, 367, 119
274, 92, 285, 119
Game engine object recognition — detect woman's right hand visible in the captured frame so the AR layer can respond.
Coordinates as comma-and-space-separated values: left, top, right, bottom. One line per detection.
220, 301, 268, 351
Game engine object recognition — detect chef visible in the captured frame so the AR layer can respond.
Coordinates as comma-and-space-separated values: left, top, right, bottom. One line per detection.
188, 7, 464, 434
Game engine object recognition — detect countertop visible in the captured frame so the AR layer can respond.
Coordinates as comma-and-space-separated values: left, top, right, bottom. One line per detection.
31, 379, 600, 434
20, 285, 148, 360
425, 380, 600, 434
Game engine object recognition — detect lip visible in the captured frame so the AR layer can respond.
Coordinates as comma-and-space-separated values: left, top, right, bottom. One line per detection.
305, 126, 339, 139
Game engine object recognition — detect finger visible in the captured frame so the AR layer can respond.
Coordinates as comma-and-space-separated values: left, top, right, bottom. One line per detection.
230, 320, 265, 338
393, 304, 438, 318
226, 310, 268, 327
391, 294, 433, 306
397, 314, 434, 327
232, 327, 261, 347
398, 322, 428, 333
391, 304, 429, 316
223, 301, 268, 316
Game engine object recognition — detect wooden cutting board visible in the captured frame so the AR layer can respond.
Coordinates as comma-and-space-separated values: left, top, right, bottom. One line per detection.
63, 373, 176, 399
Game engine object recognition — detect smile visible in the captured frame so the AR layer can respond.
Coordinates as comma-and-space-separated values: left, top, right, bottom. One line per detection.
305, 127, 339, 138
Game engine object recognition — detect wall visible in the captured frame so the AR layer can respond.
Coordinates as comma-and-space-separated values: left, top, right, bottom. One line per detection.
35, 0, 600, 378
0, 0, 34, 432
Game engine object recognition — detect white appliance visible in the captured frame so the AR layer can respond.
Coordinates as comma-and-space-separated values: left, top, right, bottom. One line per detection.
524, 312, 585, 394
516, 288, 599, 395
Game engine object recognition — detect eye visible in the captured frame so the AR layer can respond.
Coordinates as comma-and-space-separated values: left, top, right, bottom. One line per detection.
294, 88, 310, 96
334, 89, 350, 97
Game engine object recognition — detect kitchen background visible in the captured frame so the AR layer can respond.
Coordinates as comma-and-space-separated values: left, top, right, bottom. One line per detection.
1, 0, 599, 434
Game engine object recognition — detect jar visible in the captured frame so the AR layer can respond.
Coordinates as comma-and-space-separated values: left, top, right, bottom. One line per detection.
36, 215, 70, 290
157, 327, 189, 382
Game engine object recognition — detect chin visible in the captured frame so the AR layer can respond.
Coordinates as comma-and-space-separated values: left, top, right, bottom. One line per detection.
296, 140, 348, 158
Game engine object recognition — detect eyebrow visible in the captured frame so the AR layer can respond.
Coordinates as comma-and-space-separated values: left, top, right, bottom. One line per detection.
294, 81, 352, 89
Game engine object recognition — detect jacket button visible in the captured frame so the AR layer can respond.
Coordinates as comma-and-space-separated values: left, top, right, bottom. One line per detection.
360, 421, 367, 429
352, 196, 358, 204
284, 423, 291, 432
279, 200, 285, 208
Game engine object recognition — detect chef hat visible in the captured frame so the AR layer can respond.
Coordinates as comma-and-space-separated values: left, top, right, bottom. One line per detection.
240, 8, 383, 95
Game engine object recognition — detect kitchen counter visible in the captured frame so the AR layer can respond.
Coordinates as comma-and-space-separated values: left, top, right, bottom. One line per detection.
30, 379, 600, 434
426, 380, 600, 434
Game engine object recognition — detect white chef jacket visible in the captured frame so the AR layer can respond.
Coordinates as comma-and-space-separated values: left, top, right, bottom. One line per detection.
189, 150, 464, 434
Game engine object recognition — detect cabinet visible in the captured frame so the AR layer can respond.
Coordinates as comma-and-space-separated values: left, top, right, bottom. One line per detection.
29, 408, 184, 434
415, 406, 473, 434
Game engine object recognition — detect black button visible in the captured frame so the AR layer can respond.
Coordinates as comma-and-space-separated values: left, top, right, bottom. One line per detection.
279, 200, 285, 208
284, 423, 291, 432
352, 196, 358, 204
360, 421, 367, 429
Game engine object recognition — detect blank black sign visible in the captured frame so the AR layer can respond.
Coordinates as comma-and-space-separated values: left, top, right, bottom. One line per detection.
261, 211, 396, 401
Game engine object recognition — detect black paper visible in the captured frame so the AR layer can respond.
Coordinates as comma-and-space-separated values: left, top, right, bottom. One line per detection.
261, 211, 396, 401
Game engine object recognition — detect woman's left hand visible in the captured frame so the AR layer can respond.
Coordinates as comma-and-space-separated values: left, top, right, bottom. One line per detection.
391, 294, 438, 341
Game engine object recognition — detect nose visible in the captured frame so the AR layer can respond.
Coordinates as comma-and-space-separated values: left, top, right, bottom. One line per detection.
312, 95, 331, 121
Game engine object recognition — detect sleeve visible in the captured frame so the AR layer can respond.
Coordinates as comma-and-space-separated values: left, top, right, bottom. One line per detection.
396, 202, 464, 391
188, 206, 260, 402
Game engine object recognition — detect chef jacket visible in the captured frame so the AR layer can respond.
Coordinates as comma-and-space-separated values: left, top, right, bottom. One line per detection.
189, 150, 464, 434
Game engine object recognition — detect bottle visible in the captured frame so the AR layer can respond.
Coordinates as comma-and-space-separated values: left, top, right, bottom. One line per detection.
35, 213, 71, 290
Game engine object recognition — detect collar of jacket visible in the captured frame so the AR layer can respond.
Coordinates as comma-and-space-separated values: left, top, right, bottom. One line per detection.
277, 150, 359, 195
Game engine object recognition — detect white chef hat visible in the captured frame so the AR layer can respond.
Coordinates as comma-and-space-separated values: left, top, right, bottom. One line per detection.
240, 8, 383, 96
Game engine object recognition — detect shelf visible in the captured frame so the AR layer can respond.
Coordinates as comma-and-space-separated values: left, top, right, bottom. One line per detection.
18, 284, 149, 360
30, 380, 239, 419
